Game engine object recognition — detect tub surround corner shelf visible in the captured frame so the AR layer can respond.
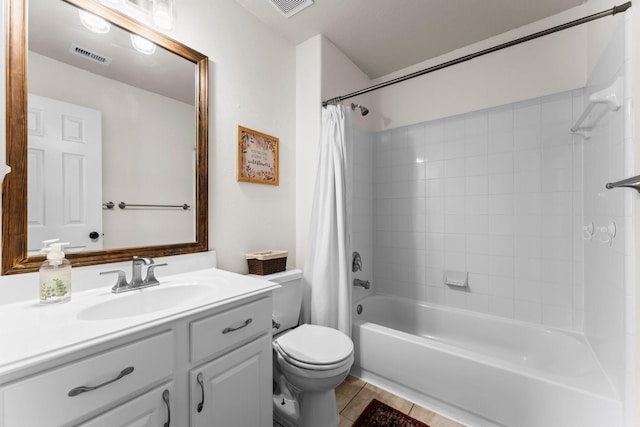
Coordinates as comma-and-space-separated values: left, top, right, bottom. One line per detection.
570, 77, 622, 139
0, 268, 279, 427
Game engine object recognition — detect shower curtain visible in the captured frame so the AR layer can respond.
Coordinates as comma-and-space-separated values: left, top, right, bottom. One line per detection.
302, 104, 352, 337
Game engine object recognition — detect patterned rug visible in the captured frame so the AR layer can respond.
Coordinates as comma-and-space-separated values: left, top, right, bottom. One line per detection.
352, 399, 431, 427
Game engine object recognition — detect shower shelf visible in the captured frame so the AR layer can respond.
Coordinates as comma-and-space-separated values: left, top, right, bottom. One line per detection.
570, 77, 622, 139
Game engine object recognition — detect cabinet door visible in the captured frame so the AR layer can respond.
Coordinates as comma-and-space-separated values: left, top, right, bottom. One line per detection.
78, 383, 173, 427
190, 334, 272, 427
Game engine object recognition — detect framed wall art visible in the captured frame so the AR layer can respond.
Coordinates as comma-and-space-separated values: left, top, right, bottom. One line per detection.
237, 126, 279, 185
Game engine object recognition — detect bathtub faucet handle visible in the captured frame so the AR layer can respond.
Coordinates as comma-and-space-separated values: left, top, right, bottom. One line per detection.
353, 278, 370, 289
352, 251, 363, 272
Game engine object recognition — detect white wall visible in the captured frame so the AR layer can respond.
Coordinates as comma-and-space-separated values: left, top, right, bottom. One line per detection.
28, 52, 196, 248
173, 0, 297, 273
295, 35, 322, 272
295, 35, 372, 270
367, 6, 591, 131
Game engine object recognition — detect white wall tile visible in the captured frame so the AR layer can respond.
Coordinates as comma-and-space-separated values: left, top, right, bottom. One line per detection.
465, 135, 488, 157
444, 158, 466, 177
465, 176, 488, 195
513, 127, 541, 151
444, 117, 465, 140
465, 156, 488, 176
514, 300, 542, 324
488, 107, 513, 133
370, 90, 585, 332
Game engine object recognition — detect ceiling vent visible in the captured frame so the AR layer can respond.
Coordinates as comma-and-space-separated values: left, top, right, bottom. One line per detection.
69, 43, 112, 66
268, 0, 314, 18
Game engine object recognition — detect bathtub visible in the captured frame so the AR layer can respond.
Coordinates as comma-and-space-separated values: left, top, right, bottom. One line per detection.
351, 295, 621, 427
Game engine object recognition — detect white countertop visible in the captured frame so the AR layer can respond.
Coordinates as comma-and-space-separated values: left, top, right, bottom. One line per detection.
0, 267, 279, 378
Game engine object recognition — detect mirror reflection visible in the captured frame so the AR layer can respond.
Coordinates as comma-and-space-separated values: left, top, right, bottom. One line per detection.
2, 0, 208, 274
28, 0, 196, 253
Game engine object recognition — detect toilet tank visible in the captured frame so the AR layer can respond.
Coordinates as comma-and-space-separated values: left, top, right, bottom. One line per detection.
256, 269, 303, 332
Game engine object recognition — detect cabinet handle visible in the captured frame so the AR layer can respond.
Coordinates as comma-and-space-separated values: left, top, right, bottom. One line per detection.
222, 318, 252, 334
68, 366, 135, 397
162, 389, 171, 427
196, 373, 205, 413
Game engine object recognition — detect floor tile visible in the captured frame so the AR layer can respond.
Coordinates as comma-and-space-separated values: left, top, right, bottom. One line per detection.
428, 414, 466, 427
338, 414, 353, 427
340, 382, 413, 421
408, 403, 437, 423
335, 375, 366, 412
336, 376, 466, 427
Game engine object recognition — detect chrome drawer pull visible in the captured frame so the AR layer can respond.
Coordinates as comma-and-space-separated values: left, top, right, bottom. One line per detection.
222, 318, 252, 334
68, 366, 135, 397
196, 373, 205, 413
162, 389, 171, 427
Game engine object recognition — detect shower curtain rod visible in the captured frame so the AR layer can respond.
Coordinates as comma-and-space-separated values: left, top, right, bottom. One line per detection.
322, 2, 632, 107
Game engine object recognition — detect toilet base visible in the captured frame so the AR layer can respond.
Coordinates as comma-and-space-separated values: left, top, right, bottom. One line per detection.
273, 388, 339, 427
298, 390, 339, 427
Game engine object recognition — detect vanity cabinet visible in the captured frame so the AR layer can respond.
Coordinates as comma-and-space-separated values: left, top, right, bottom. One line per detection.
0, 294, 273, 427
189, 297, 272, 426
0, 331, 174, 427
77, 383, 173, 427
190, 335, 271, 427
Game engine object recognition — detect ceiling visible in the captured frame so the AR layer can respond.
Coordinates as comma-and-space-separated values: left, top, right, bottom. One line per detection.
233, 0, 585, 79
29, 0, 195, 104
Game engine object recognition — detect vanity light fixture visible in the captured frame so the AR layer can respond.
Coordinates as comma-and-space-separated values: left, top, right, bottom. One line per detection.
130, 34, 156, 54
78, 10, 111, 34
152, 0, 175, 30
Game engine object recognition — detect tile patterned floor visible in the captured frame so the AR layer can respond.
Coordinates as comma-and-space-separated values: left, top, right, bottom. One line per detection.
336, 375, 466, 427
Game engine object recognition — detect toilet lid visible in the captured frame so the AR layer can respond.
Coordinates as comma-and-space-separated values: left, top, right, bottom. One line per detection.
274, 324, 353, 366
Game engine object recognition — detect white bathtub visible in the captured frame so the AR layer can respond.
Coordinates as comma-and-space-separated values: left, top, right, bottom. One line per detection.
351, 295, 621, 427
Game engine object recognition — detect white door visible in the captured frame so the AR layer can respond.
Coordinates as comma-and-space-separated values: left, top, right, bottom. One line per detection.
27, 94, 103, 254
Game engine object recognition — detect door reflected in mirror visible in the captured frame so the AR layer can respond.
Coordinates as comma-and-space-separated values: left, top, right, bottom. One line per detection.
28, 0, 196, 253
3, 0, 208, 274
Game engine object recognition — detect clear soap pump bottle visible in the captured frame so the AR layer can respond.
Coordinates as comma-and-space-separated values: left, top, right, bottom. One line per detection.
39, 239, 72, 304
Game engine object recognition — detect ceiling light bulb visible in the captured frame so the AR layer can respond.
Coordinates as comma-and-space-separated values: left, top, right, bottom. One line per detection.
130, 34, 156, 55
153, 0, 174, 30
79, 10, 111, 34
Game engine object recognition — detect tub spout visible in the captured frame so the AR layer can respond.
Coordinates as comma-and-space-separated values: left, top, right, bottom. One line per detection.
353, 278, 370, 289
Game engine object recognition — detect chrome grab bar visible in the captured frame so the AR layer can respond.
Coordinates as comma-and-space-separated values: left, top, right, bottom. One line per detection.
102, 201, 190, 210
605, 174, 640, 194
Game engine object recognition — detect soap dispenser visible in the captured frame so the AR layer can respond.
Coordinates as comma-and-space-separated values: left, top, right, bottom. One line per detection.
39, 239, 72, 304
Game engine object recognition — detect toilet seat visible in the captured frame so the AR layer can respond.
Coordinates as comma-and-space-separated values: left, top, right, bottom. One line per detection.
273, 324, 353, 371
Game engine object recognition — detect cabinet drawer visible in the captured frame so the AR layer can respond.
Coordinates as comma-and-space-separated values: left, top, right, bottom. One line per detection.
190, 297, 271, 363
1, 331, 173, 427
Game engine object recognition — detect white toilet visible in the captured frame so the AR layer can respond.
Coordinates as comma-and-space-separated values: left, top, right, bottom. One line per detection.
261, 269, 354, 427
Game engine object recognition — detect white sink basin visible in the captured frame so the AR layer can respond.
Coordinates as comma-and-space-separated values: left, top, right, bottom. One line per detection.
77, 283, 220, 321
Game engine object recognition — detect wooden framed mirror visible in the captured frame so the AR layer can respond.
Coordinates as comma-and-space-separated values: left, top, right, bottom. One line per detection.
3, 0, 208, 274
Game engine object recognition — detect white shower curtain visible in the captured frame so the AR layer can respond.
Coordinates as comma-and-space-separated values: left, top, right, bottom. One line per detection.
302, 104, 352, 337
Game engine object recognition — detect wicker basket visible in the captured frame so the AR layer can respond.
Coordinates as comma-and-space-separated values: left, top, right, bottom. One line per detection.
246, 250, 288, 275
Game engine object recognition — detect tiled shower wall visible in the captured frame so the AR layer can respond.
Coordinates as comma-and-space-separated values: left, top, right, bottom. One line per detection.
582, 21, 631, 406
368, 91, 586, 331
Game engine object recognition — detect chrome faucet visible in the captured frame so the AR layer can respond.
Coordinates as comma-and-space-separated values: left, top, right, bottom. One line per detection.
101, 257, 168, 293
353, 278, 370, 289
130, 257, 153, 287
